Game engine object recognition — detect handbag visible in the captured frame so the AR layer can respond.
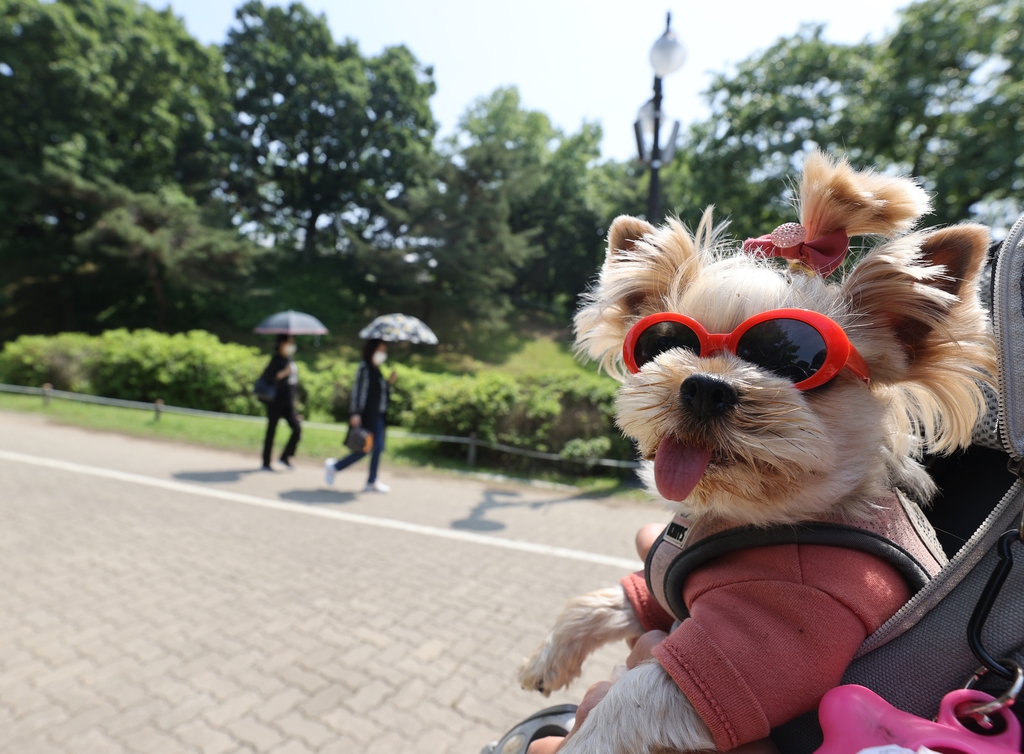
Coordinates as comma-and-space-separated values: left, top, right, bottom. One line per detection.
345, 426, 374, 454
253, 377, 277, 403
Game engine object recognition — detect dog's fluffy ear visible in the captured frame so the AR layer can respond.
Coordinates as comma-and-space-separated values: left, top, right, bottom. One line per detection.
574, 213, 707, 379
800, 151, 931, 240
843, 224, 995, 454
607, 216, 656, 260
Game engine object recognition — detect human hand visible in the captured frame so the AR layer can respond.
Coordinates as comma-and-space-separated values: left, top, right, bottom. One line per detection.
388, 370, 398, 384
635, 522, 667, 561
626, 630, 667, 666
349, 415, 361, 427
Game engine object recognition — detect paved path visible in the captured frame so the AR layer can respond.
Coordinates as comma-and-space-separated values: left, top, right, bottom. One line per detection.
0, 412, 666, 753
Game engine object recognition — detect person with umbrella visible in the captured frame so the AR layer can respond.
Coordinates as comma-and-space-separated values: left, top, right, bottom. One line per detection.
259, 334, 302, 471
254, 310, 328, 471
324, 339, 397, 491
324, 314, 437, 492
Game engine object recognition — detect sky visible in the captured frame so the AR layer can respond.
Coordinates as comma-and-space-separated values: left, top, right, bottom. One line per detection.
156, 0, 912, 161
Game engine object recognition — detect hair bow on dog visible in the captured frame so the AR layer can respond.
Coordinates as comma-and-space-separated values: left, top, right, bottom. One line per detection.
742, 223, 849, 277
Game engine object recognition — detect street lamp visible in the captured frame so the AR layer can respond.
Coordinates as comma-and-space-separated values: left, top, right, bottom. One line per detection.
634, 12, 686, 222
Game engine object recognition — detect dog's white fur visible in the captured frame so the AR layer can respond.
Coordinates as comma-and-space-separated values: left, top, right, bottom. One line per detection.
560, 661, 716, 754
518, 153, 995, 754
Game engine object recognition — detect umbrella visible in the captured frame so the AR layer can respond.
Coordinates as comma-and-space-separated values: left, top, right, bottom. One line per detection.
253, 310, 329, 335
358, 313, 438, 345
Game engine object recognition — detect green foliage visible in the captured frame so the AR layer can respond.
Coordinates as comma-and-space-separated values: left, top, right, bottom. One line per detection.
0, 0, 258, 338
0, 166, 259, 338
87, 329, 266, 414
0, 0, 228, 194
221, 1, 436, 260
0, 332, 98, 391
0, 328, 268, 414
666, 0, 1024, 237
391, 88, 544, 332
560, 436, 612, 461
407, 370, 630, 461
0, 330, 634, 469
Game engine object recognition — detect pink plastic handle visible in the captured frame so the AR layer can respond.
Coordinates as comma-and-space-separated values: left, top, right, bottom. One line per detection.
814, 685, 1021, 754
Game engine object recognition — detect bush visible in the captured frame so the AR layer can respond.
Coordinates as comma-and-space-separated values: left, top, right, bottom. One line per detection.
0, 332, 99, 392
0, 329, 269, 415
407, 371, 633, 462
89, 330, 267, 415
298, 360, 354, 421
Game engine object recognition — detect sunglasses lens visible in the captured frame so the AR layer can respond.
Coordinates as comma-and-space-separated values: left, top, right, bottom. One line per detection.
737, 319, 828, 384
633, 320, 701, 369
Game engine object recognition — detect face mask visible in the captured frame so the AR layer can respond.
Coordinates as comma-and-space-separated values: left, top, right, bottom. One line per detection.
372, 351, 387, 366
283, 343, 297, 357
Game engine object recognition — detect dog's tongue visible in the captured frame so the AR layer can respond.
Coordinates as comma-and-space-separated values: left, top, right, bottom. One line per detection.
654, 436, 712, 502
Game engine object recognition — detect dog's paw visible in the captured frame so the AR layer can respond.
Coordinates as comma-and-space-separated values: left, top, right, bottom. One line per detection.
518, 640, 576, 695
519, 586, 643, 695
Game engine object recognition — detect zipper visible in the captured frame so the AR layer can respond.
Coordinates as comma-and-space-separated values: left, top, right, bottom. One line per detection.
855, 477, 1023, 657
855, 214, 1024, 655
994, 212, 1024, 464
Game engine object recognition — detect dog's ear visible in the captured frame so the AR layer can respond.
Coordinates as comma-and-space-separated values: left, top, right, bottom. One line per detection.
574, 214, 706, 379
843, 224, 994, 453
608, 216, 656, 259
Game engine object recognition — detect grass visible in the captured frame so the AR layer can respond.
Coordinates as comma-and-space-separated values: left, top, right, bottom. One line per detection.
0, 391, 643, 497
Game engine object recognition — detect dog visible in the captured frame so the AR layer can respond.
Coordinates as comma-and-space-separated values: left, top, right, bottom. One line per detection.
518, 152, 995, 753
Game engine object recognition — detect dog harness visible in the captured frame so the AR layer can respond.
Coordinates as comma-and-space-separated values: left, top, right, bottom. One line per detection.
645, 490, 947, 623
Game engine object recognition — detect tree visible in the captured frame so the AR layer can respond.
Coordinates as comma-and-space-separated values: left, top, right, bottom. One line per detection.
391, 88, 545, 331
221, 1, 436, 262
509, 123, 605, 309
74, 186, 259, 332
663, 0, 1024, 239
0, 0, 229, 195
0, 165, 256, 338
0, 0, 254, 337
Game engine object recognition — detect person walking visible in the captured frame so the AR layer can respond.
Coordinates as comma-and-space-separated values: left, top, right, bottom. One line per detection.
324, 339, 397, 492
260, 334, 302, 471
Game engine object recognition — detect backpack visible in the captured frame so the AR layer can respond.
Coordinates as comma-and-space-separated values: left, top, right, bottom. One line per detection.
772, 213, 1024, 752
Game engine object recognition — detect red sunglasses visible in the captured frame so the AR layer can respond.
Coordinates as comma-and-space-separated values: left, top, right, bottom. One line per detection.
623, 308, 871, 390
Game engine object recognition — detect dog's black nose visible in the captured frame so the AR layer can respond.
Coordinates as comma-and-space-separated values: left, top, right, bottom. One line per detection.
680, 375, 738, 419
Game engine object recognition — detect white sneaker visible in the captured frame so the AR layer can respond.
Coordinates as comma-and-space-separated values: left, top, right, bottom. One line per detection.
324, 458, 337, 485
363, 481, 390, 493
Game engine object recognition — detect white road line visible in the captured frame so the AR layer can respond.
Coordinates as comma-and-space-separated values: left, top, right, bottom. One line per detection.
0, 449, 642, 571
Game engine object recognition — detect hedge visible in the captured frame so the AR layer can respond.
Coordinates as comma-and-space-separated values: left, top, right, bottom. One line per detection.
0, 330, 268, 415
0, 330, 634, 467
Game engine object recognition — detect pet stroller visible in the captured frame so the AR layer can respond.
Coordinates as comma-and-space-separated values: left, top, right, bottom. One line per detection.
484, 212, 1024, 754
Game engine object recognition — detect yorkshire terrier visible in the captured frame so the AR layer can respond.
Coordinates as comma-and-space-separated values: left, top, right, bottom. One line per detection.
518, 152, 995, 753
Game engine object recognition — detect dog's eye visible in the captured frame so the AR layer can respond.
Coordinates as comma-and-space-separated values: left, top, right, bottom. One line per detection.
736, 319, 827, 383
634, 321, 701, 368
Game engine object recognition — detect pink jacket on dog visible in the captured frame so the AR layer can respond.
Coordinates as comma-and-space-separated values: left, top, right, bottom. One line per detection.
623, 541, 912, 750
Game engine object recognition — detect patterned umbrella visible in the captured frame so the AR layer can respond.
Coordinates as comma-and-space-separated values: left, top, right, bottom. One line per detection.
358, 314, 438, 345
253, 310, 329, 335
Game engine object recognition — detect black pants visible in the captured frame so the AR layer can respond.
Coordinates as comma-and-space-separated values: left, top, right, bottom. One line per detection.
263, 403, 301, 466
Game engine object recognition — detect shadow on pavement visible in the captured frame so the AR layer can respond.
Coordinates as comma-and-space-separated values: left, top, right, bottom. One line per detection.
278, 489, 356, 505
451, 489, 579, 532
174, 469, 266, 483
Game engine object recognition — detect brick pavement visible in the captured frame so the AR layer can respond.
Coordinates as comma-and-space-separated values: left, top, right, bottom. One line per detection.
0, 412, 666, 753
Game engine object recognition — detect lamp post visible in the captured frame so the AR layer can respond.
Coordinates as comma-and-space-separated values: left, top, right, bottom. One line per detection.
635, 12, 686, 222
